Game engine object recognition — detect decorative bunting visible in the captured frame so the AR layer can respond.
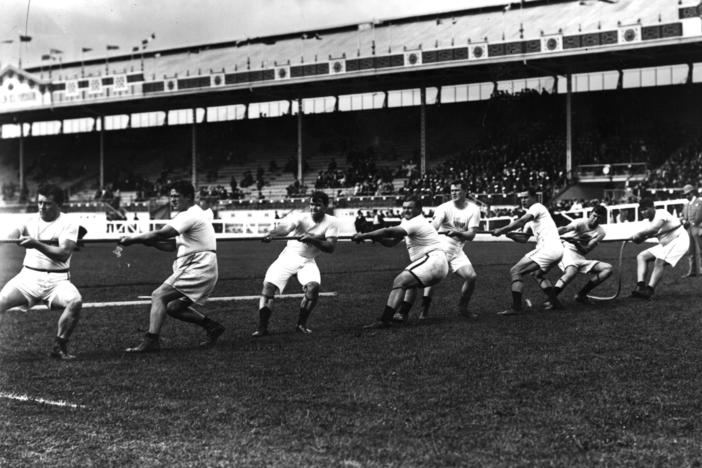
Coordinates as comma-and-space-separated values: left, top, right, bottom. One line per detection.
88, 78, 102, 94
329, 59, 345, 74
274, 66, 291, 80
618, 24, 642, 43
403, 51, 422, 66
468, 42, 488, 60
65, 80, 79, 97
113, 75, 127, 91
540, 33, 563, 53
211, 74, 225, 86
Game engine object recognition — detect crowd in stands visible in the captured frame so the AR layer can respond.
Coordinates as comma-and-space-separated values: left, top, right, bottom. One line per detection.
92, 184, 128, 222
5, 128, 699, 210
645, 137, 702, 191
286, 178, 308, 197
398, 138, 568, 200
3, 84, 702, 213
353, 208, 418, 233
553, 197, 615, 214
199, 185, 230, 200
313, 150, 395, 196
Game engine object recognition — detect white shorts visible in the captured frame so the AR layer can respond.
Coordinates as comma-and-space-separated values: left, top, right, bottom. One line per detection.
1, 267, 81, 309
647, 233, 690, 267
559, 243, 600, 274
264, 252, 321, 293
447, 250, 472, 273
166, 251, 218, 305
526, 244, 563, 271
405, 250, 449, 287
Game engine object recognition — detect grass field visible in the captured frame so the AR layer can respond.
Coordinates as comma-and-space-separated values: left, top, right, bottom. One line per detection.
1, 239, 702, 467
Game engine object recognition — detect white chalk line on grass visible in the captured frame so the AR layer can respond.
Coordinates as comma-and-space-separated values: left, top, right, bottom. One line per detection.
0, 392, 85, 409
9, 292, 338, 311
136, 292, 337, 302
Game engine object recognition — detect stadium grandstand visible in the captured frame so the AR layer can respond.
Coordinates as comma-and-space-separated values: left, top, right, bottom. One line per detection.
1, 0, 702, 232
5, 2, 702, 465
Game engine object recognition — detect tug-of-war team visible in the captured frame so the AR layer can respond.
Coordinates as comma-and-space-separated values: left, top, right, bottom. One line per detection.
0, 180, 697, 359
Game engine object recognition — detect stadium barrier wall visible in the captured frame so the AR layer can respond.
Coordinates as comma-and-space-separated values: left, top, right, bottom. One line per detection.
0, 198, 688, 243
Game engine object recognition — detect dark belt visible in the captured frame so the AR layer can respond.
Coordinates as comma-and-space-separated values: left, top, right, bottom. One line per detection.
24, 265, 70, 273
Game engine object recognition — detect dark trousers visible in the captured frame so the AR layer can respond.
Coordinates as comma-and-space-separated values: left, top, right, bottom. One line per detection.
686, 228, 702, 275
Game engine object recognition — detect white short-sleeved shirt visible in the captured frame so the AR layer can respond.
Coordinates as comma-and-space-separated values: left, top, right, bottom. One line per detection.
652, 209, 684, 246
19, 213, 78, 271
527, 203, 560, 249
168, 205, 217, 257
564, 219, 605, 248
432, 200, 481, 256
280, 212, 339, 259
401, 214, 444, 262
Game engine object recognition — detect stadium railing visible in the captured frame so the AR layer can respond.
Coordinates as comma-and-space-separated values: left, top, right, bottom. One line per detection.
0, 197, 687, 244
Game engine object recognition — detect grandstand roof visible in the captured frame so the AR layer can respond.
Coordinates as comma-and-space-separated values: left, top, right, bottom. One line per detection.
26, 0, 685, 79
3, 0, 702, 124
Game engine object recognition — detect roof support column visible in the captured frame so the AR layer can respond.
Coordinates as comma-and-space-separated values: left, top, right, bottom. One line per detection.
420, 87, 427, 176
99, 115, 105, 189
297, 98, 303, 185
191, 108, 197, 188
566, 73, 572, 180
19, 121, 24, 195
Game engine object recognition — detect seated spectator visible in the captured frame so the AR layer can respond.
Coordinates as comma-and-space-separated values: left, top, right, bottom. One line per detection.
286, 178, 307, 197
354, 210, 369, 233
240, 171, 254, 188
569, 199, 584, 212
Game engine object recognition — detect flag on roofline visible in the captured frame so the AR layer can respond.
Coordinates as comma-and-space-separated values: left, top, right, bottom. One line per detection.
107, 44, 119, 50
19, 34, 32, 42
141, 33, 156, 47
